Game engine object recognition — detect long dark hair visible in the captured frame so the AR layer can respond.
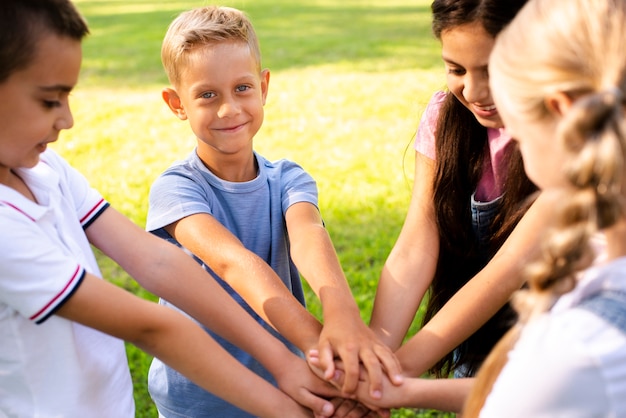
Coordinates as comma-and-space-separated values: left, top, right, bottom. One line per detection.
422, 0, 537, 378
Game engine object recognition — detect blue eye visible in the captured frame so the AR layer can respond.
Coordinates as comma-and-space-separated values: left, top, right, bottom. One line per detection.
201, 92, 216, 99
236, 85, 250, 92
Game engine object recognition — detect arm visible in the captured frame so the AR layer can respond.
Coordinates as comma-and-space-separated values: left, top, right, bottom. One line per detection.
356, 375, 473, 414
162, 212, 323, 353
313, 358, 471, 415
396, 191, 558, 376
56, 273, 312, 418
369, 152, 439, 350
86, 207, 338, 417
286, 202, 403, 396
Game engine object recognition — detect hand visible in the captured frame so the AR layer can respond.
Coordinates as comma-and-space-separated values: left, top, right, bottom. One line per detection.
353, 372, 408, 410
311, 352, 471, 414
278, 397, 316, 418
329, 397, 390, 418
307, 355, 392, 418
313, 314, 404, 396
274, 354, 344, 418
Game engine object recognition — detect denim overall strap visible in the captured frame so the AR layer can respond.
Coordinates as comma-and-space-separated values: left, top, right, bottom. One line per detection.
578, 290, 626, 334
470, 193, 503, 262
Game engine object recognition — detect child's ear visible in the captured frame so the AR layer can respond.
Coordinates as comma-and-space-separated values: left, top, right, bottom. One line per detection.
545, 91, 573, 117
162, 88, 187, 120
260, 69, 270, 106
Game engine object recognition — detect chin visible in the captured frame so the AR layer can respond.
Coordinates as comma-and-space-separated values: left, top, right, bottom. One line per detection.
23, 155, 42, 168
476, 116, 504, 130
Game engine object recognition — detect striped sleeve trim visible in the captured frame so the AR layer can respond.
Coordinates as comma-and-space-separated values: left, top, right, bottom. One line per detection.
80, 199, 109, 230
30, 265, 86, 324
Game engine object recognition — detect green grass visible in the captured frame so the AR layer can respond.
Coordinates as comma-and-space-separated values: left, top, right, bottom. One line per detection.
59, 0, 451, 416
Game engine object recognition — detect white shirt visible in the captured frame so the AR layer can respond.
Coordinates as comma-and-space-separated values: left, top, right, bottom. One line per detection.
481, 257, 626, 417
0, 150, 133, 417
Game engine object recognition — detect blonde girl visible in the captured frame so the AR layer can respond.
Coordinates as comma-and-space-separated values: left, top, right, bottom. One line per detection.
464, 0, 626, 415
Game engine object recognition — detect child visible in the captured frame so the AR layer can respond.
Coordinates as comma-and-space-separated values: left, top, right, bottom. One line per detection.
0, 1, 339, 417
147, 5, 402, 417
464, 0, 626, 415
369, 0, 552, 378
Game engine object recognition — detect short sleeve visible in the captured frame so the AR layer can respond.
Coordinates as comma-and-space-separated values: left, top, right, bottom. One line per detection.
0, 208, 85, 324
271, 159, 318, 214
414, 91, 447, 160
147, 164, 214, 232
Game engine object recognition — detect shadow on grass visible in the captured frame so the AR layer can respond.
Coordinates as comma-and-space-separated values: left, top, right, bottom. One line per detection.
76, 0, 438, 88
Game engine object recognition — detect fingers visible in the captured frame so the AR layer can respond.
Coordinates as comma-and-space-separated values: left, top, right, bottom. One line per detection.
293, 389, 335, 418
329, 398, 377, 418
357, 348, 384, 399
359, 344, 405, 398
312, 333, 403, 400
318, 342, 337, 381
336, 343, 361, 394
307, 349, 328, 381
373, 344, 404, 386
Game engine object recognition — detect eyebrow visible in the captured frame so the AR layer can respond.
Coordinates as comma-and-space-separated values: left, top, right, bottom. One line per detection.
442, 55, 488, 71
190, 74, 257, 93
38, 84, 74, 93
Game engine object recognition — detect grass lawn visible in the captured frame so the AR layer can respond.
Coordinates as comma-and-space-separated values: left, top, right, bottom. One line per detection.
60, 0, 452, 416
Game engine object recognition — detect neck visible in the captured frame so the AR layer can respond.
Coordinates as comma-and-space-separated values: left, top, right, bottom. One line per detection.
2, 169, 37, 202
197, 150, 258, 182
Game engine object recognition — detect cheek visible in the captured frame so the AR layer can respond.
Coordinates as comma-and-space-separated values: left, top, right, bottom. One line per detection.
520, 136, 568, 190
446, 76, 464, 100
519, 142, 548, 188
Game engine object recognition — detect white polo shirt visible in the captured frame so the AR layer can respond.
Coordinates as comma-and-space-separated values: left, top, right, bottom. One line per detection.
0, 149, 133, 417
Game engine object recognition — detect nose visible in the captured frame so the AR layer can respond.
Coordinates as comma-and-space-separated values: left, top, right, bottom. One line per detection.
54, 101, 74, 131
217, 94, 241, 118
462, 71, 490, 104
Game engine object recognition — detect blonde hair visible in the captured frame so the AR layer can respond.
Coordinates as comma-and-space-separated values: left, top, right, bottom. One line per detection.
161, 6, 261, 86
464, 0, 626, 414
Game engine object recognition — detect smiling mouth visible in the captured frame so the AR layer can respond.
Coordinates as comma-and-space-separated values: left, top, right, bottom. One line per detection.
217, 122, 246, 132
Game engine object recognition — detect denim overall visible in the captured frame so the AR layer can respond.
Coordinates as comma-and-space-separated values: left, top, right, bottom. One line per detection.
453, 193, 503, 378
579, 289, 626, 334
471, 192, 503, 262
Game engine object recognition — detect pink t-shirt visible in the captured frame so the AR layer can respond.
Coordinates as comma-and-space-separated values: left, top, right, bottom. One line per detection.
415, 91, 512, 202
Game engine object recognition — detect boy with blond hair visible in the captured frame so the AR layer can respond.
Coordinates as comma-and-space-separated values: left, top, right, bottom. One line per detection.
148, 5, 402, 417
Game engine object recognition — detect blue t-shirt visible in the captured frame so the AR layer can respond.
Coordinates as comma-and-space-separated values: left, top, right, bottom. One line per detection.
146, 150, 317, 417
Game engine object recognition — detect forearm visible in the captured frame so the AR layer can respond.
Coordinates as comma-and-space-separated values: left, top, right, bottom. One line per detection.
162, 213, 324, 352
215, 251, 323, 351
133, 307, 306, 418
103, 232, 305, 377
369, 250, 436, 350
393, 190, 561, 377
397, 194, 556, 376
291, 223, 359, 319
396, 252, 521, 376
399, 377, 473, 413
139, 241, 318, 371
357, 376, 473, 413
58, 274, 307, 418
353, 361, 473, 414
370, 151, 439, 348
